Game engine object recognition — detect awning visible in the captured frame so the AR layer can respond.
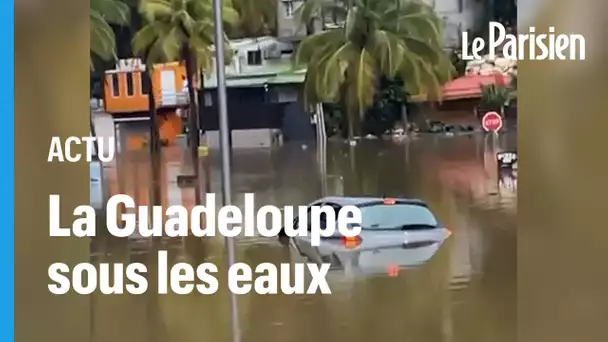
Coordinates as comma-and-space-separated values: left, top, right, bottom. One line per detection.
443, 73, 509, 100
410, 73, 510, 102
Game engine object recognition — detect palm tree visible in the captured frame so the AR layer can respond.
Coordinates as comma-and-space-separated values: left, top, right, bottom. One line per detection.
90, 0, 131, 67
131, 0, 239, 155
230, 0, 277, 38
294, 0, 455, 139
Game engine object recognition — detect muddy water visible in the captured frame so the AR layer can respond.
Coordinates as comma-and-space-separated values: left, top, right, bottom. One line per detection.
90, 124, 516, 342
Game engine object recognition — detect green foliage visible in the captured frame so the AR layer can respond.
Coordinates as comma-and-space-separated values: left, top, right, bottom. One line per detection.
132, 0, 239, 70
324, 78, 404, 137
294, 0, 455, 137
323, 104, 347, 138
90, 0, 131, 67
363, 78, 403, 136
449, 50, 466, 77
230, 0, 277, 38
480, 83, 512, 108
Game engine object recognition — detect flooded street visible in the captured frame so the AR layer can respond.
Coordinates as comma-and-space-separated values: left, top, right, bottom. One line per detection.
91, 116, 516, 342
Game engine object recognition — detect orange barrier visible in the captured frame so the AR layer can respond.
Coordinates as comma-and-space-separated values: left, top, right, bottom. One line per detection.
158, 112, 182, 145
122, 113, 183, 149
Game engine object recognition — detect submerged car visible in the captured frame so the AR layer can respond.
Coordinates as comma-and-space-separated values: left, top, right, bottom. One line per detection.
281, 196, 451, 277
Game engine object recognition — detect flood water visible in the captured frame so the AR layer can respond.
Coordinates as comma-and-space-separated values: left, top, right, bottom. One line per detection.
90, 118, 516, 342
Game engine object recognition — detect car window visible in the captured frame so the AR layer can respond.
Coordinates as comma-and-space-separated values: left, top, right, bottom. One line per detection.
359, 204, 438, 229
299, 203, 341, 230
318, 203, 341, 229
292, 204, 321, 231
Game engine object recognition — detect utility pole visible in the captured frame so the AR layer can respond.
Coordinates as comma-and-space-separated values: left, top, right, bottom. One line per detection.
211, 1, 240, 342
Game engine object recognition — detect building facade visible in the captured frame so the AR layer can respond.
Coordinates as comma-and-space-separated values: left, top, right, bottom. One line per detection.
425, 0, 487, 48
276, 0, 308, 38
200, 36, 312, 146
199, 0, 491, 147
274, 0, 487, 48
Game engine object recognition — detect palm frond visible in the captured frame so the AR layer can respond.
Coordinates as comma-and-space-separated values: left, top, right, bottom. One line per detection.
134, 0, 237, 72
90, 0, 131, 66
295, 0, 454, 130
293, 29, 344, 67
231, 0, 276, 37
90, 11, 117, 61
352, 48, 378, 118
296, 0, 348, 29
91, 0, 131, 26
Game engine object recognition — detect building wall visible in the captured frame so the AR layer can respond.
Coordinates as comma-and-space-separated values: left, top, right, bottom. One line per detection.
200, 87, 282, 130
276, 0, 486, 48
103, 60, 189, 114
203, 37, 296, 88
424, 0, 486, 48
280, 101, 315, 141
200, 85, 315, 142
276, 0, 307, 38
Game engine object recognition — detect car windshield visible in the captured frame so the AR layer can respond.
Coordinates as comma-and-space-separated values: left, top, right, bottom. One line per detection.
359, 204, 438, 230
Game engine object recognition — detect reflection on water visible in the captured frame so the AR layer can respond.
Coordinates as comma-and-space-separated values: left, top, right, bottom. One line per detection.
91, 131, 516, 342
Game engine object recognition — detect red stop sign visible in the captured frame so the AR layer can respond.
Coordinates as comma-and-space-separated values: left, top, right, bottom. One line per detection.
481, 111, 503, 132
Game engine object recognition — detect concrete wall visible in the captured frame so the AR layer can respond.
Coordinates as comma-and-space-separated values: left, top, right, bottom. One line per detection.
276, 0, 307, 38
203, 37, 295, 88
201, 84, 316, 144
204, 129, 283, 149
200, 87, 283, 130
281, 101, 315, 141
424, 0, 486, 48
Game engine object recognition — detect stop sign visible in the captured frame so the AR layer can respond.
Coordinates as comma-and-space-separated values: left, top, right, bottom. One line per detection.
481, 111, 503, 132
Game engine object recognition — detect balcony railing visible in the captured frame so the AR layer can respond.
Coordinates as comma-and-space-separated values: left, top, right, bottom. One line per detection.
159, 91, 189, 107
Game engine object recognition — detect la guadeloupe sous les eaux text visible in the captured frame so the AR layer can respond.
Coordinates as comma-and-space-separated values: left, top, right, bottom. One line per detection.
47, 193, 363, 295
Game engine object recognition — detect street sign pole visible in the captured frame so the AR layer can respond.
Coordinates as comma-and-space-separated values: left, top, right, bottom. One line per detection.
211, 0, 240, 342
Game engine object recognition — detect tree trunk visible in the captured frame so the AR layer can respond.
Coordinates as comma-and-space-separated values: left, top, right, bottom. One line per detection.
401, 102, 409, 128
183, 46, 204, 206
146, 71, 162, 208
347, 115, 355, 141
342, 83, 359, 141
183, 45, 200, 164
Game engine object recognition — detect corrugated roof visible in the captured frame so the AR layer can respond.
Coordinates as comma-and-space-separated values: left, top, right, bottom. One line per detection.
203, 35, 308, 89
410, 73, 511, 102
204, 59, 306, 88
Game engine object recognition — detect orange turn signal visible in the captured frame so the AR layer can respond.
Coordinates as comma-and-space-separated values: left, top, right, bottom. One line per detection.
341, 235, 361, 249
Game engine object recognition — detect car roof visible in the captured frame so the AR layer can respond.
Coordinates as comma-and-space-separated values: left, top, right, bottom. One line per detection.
315, 196, 427, 207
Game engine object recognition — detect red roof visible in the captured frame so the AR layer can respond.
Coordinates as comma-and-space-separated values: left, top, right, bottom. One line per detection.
442, 73, 510, 100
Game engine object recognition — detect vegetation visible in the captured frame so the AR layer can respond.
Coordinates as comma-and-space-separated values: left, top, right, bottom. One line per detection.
131, 0, 239, 149
449, 50, 467, 77
479, 83, 512, 112
90, 0, 461, 140
294, 0, 455, 139
324, 78, 413, 138
362, 78, 405, 136
230, 0, 277, 38
132, 0, 238, 72
90, 0, 131, 67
